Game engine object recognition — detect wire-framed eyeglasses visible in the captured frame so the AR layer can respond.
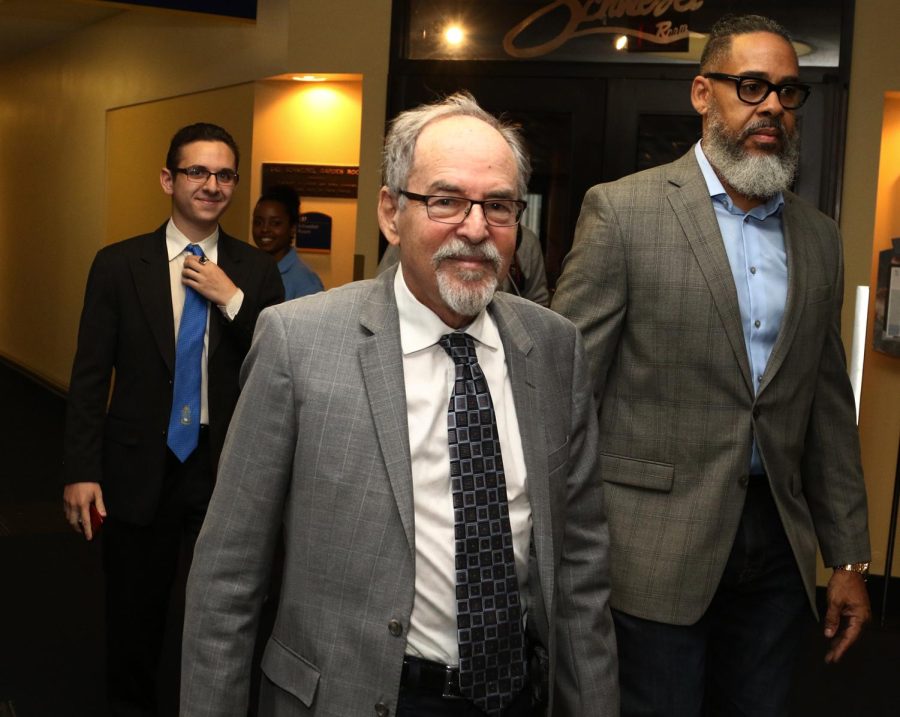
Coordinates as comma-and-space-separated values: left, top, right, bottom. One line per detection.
399, 190, 527, 227
703, 73, 811, 110
175, 165, 240, 186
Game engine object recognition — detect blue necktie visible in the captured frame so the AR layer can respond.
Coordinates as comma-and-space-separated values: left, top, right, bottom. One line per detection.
439, 332, 527, 716
167, 244, 207, 462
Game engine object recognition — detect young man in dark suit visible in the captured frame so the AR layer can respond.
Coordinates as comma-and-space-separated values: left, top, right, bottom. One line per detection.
63, 122, 284, 716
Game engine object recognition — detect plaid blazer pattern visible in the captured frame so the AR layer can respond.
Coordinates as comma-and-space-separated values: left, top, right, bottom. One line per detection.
181, 268, 618, 716
552, 148, 870, 625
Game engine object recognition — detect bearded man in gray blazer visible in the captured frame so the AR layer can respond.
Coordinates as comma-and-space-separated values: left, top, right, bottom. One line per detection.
553, 14, 870, 717
182, 92, 618, 717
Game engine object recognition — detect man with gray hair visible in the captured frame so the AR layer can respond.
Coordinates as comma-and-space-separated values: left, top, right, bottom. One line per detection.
553, 13, 870, 716
181, 91, 617, 716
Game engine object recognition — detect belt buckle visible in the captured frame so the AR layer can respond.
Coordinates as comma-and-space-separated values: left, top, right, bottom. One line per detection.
442, 665, 462, 700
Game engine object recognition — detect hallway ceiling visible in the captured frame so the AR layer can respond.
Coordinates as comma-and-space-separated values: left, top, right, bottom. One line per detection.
0, 0, 121, 65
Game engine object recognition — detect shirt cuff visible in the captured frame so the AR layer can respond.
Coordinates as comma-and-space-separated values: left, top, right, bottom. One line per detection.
218, 288, 244, 321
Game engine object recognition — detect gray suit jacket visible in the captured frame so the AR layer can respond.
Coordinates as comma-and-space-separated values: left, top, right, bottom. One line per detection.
552, 149, 870, 625
181, 268, 618, 716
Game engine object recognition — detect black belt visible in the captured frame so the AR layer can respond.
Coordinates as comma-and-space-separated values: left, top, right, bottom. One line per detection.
401, 656, 463, 699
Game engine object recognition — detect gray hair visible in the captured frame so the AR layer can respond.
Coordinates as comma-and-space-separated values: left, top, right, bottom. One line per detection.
382, 91, 531, 199
700, 14, 795, 73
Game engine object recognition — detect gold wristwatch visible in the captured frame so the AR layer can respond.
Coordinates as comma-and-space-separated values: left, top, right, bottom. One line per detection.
833, 562, 870, 580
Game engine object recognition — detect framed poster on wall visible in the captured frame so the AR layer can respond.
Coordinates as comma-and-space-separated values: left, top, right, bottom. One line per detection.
261, 163, 360, 254
873, 238, 900, 357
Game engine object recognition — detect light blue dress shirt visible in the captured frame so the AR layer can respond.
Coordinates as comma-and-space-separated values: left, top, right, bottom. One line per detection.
694, 143, 788, 474
278, 249, 324, 300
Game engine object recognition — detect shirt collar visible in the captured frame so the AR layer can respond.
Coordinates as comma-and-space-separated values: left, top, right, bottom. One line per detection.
393, 264, 501, 356
165, 218, 219, 262
694, 142, 784, 220
277, 250, 296, 273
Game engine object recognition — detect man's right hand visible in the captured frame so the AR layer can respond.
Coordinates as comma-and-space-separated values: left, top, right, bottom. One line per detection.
63, 482, 106, 541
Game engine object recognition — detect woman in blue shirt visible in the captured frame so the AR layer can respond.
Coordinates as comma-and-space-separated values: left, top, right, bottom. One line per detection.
252, 185, 324, 299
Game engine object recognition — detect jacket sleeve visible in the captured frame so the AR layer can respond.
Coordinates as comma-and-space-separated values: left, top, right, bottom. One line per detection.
800, 220, 870, 566
181, 307, 296, 716
223, 252, 285, 349
63, 249, 118, 485
552, 327, 619, 716
552, 185, 628, 404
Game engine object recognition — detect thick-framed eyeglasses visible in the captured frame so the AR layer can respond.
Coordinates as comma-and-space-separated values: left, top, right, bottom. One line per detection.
703, 73, 811, 110
399, 190, 527, 227
174, 165, 240, 186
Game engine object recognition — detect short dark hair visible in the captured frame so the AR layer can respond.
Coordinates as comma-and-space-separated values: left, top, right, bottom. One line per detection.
257, 185, 300, 227
699, 14, 794, 73
165, 122, 240, 174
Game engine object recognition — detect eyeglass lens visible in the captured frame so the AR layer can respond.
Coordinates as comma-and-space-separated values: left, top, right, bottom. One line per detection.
737, 78, 806, 108
427, 196, 521, 226
181, 166, 238, 185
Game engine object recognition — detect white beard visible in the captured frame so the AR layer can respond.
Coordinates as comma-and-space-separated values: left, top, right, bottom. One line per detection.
703, 103, 801, 200
432, 238, 502, 318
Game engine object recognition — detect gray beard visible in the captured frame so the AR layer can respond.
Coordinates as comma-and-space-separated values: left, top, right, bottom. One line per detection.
703, 109, 801, 201
433, 238, 502, 318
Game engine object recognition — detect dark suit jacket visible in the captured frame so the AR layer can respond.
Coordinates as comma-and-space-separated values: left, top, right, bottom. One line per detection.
64, 223, 284, 525
181, 269, 618, 716
553, 149, 870, 624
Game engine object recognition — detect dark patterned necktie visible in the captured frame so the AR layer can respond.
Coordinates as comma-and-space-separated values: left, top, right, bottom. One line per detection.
167, 244, 207, 462
439, 332, 527, 715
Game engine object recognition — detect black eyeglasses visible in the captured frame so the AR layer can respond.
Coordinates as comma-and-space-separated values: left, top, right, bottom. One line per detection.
399, 190, 527, 227
703, 73, 810, 110
174, 165, 240, 186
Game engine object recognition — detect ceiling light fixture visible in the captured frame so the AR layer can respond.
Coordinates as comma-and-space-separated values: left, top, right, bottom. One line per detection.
444, 25, 465, 47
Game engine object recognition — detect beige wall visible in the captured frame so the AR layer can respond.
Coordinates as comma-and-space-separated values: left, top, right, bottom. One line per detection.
842, 0, 900, 578
285, 0, 392, 279
0, 0, 391, 388
250, 79, 364, 289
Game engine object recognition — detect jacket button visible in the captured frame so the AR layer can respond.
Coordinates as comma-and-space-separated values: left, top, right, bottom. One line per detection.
374, 703, 389, 717
752, 407, 760, 419
738, 475, 749, 488
388, 619, 403, 637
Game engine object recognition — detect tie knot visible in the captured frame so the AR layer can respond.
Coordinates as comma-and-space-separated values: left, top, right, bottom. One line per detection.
439, 332, 478, 366
186, 244, 204, 258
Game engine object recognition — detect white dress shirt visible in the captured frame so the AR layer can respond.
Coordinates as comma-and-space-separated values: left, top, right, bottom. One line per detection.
394, 267, 531, 666
165, 219, 243, 425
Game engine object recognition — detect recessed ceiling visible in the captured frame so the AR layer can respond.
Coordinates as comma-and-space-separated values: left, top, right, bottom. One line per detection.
0, 0, 121, 65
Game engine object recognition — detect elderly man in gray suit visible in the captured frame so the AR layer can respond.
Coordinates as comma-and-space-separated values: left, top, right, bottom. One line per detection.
181, 92, 618, 717
553, 13, 870, 717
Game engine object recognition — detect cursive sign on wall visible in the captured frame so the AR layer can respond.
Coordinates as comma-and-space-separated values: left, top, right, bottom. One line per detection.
503, 0, 703, 58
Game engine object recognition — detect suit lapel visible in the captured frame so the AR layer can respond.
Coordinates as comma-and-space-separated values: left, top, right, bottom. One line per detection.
358, 272, 416, 555
131, 225, 176, 373
490, 298, 554, 622
667, 152, 754, 394
758, 197, 806, 391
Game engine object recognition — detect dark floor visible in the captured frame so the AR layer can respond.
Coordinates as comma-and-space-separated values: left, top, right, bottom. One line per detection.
1, 360, 898, 716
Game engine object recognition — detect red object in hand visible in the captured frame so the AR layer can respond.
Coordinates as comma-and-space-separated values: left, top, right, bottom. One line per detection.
89, 504, 104, 533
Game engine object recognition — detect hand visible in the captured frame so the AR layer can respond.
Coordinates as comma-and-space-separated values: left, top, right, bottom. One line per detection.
823, 569, 871, 663
183, 254, 238, 307
63, 482, 106, 541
